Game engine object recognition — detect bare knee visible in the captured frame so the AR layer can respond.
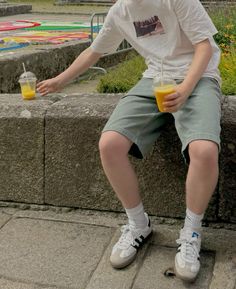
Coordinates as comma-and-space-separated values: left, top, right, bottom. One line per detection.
99, 131, 132, 160
189, 140, 219, 167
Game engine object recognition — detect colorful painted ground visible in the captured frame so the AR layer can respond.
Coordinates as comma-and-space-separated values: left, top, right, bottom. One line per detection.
0, 20, 102, 51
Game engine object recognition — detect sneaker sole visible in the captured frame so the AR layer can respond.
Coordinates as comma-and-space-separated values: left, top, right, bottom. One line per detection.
111, 230, 153, 269
174, 264, 198, 283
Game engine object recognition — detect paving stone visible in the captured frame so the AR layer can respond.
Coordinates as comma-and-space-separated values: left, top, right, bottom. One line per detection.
13, 209, 236, 251
202, 227, 236, 252
0, 212, 11, 228
14, 208, 127, 228
0, 218, 114, 289
86, 229, 150, 289
133, 245, 215, 289
0, 206, 19, 215
209, 251, 236, 289
0, 278, 58, 289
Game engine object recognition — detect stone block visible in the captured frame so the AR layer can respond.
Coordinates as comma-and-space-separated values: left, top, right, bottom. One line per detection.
0, 94, 53, 203
0, 4, 32, 17
0, 217, 114, 288
219, 96, 236, 222
45, 94, 119, 209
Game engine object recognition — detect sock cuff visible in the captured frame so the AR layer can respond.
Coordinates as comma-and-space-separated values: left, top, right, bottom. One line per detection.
186, 208, 204, 222
125, 202, 144, 216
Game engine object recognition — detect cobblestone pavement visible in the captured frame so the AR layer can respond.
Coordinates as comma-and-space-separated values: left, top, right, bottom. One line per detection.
0, 203, 235, 289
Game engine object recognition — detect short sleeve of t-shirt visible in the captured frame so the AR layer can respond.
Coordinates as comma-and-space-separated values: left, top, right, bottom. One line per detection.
173, 0, 218, 45
90, 8, 124, 54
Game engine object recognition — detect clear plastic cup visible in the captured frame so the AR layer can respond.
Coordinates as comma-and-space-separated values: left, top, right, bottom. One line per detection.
19, 71, 37, 100
153, 76, 176, 112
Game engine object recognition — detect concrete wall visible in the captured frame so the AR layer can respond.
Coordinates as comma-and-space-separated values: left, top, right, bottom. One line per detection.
0, 40, 134, 94
0, 4, 32, 16
0, 93, 235, 223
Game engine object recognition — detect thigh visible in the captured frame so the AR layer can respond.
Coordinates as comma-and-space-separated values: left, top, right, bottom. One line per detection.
173, 77, 222, 159
103, 78, 172, 158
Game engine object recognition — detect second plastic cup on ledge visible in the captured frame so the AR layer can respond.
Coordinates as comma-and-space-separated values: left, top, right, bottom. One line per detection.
19, 71, 37, 100
153, 76, 176, 112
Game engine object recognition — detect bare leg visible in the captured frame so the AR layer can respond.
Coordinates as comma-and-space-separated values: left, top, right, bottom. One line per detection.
99, 131, 141, 209
186, 140, 219, 214
175, 140, 219, 280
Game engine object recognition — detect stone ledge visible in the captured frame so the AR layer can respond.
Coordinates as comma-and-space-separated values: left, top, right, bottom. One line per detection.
0, 4, 32, 16
0, 93, 235, 222
0, 40, 135, 93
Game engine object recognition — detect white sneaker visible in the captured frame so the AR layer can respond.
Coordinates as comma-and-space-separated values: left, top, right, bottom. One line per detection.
110, 213, 152, 269
175, 228, 201, 282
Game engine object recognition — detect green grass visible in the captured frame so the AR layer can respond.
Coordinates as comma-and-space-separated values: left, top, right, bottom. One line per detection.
97, 54, 146, 93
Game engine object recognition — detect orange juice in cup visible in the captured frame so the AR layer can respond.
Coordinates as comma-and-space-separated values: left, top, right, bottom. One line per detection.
20, 83, 36, 99
19, 71, 37, 100
153, 77, 176, 112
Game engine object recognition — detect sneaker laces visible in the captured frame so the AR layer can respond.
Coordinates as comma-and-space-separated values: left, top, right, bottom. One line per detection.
115, 224, 135, 250
176, 236, 200, 263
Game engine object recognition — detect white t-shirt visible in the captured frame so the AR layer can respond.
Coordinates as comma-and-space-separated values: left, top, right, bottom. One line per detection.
91, 0, 221, 83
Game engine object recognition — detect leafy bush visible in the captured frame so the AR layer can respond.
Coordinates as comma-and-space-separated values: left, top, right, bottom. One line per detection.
209, 6, 236, 53
219, 49, 236, 95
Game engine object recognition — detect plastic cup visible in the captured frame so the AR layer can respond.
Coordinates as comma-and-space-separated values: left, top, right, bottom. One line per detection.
19, 72, 37, 100
153, 76, 176, 112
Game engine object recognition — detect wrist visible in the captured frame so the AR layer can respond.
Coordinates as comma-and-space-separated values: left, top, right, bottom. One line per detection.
180, 79, 197, 95
55, 75, 67, 88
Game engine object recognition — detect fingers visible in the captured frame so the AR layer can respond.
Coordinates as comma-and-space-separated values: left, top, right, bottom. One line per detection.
164, 92, 180, 101
164, 105, 180, 113
37, 81, 47, 95
38, 88, 49, 96
163, 92, 181, 111
37, 80, 52, 96
161, 91, 185, 112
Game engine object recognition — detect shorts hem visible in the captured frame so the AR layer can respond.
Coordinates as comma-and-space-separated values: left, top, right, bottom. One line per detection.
102, 127, 145, 157
182, 133, 221, 153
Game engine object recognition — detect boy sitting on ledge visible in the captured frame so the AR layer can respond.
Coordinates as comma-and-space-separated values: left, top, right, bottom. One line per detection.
37, 0, 222, 281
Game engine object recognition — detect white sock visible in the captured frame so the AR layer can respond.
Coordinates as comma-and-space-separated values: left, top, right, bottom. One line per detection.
184, 208, 204, 234
125, 203, 147, 230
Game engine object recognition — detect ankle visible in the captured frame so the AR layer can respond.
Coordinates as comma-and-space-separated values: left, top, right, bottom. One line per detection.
183, 208, 204, 233
125, 203, 147, 229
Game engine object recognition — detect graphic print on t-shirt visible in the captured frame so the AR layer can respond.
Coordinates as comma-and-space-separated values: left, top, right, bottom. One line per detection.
133, 15, 164, 38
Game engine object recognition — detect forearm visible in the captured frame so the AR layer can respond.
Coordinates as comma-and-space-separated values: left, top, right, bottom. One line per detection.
181, 39, 213, 93
55, 47, 102, 86
164, 39, 213, 112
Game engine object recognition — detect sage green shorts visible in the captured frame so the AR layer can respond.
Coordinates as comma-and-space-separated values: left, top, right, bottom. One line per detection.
102, 77, 222, 160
